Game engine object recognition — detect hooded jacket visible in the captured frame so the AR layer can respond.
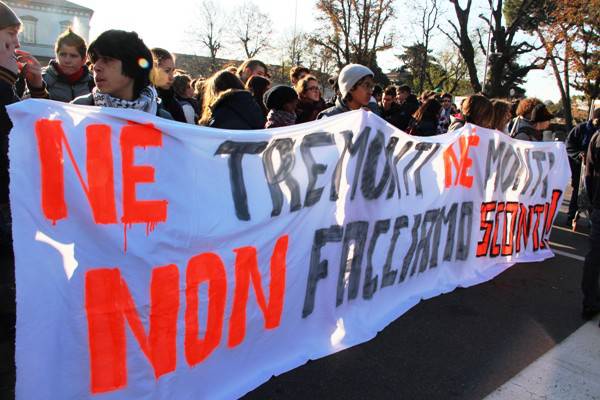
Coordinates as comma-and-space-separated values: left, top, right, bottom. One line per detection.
208, 89, 266, 130
42, 60, 94, 103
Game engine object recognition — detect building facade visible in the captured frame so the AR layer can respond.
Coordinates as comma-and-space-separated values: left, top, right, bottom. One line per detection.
6, 0, 93, 64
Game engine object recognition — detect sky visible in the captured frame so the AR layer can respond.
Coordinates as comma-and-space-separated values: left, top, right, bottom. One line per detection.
73, 0, 562, 102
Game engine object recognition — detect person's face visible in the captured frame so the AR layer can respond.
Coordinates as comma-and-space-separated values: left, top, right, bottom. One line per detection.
441, 97, 452, 109
92, 56, 135, 100
350, 76, 374, 107
0, 25, 20, 65
382, 94, 394, 110
283, 98, 299, 113
252, 65, 267, 78
396, 90, 408, 103
156, 58, 175, 89
57, 44, 84, 75
184, 83, 194, 99
592, 118, 600, 128
303, 80, 320, 102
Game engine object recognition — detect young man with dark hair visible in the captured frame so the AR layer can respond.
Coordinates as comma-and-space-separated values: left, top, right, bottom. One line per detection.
71, 30, 172, 119
582, 127, 600, 321
289, 65, 310, 86
395, 84, 420, 131
380, 86, 404, 129
42, 28, 93, 102
237, 59, 269, 84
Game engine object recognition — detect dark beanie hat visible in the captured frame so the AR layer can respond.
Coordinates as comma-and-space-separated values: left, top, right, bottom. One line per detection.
530, 103, 553, 123
263, 85, 298, 110
0, 1, 20, 30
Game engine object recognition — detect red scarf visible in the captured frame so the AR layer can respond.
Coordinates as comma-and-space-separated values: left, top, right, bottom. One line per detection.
55, 63, 86, 85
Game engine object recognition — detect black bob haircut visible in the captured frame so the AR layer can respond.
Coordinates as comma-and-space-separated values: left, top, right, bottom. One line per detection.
87, 30, 153, 98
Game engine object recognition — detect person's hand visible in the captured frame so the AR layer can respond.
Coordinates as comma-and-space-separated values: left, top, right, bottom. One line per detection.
0, 37, 18, 74
16, 49, 43, 88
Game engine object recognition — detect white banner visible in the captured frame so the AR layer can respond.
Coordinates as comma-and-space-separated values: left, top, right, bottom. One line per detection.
8, 99, 569, 399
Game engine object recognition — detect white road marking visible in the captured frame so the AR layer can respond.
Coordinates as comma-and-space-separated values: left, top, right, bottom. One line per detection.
552, 248, 586, 262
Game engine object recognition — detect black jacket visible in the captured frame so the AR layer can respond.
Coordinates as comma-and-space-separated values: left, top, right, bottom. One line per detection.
380, 102, 405, 130
1, 66, 48, 205
397, 94, 420, 131
296, 98, 327, 124
208, 90, 266, 130
408, 118, 439, 137
585, 131, 600, 209
157, 87, 187, 123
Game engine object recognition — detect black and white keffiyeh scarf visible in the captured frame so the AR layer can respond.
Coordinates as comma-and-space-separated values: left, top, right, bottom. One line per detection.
265, 110, 296, 128
93, 85, 159, 115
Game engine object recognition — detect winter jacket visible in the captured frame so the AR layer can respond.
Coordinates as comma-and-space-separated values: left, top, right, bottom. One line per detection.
408, 118, 440, 137
42, 60, 94, 103
396, 94, 420, 131
1, 66, 48, 206
380, 102, 405, 130
566, 120, 599, 162
510, 116, 541, 141
157, 87, 187, 123
585, 131, 600, 209
208, 89, 266, 130
71, 93, 174, 120
177, 96, 199, 124
296, 98, 327, 124
317, 97, 351, 119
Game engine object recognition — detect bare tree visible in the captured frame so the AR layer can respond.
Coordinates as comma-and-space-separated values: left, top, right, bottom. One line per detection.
407, 0, 440, 93
441, 0, 546, 97
434, 46, 470, 94
439, 0, 481, 93
278, 29, 309, 67
198, 0, 224, 71
231, 1, 273, 59
310, 0, 395, 70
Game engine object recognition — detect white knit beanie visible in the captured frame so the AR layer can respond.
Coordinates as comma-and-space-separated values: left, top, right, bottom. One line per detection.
337, 64, 374, 100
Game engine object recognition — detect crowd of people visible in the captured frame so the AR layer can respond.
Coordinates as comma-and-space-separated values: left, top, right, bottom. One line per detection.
1, 4, 600, 386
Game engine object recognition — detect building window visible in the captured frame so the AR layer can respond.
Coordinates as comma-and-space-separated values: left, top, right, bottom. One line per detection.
60, 20, 72, 33
20, 16, 37, 43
